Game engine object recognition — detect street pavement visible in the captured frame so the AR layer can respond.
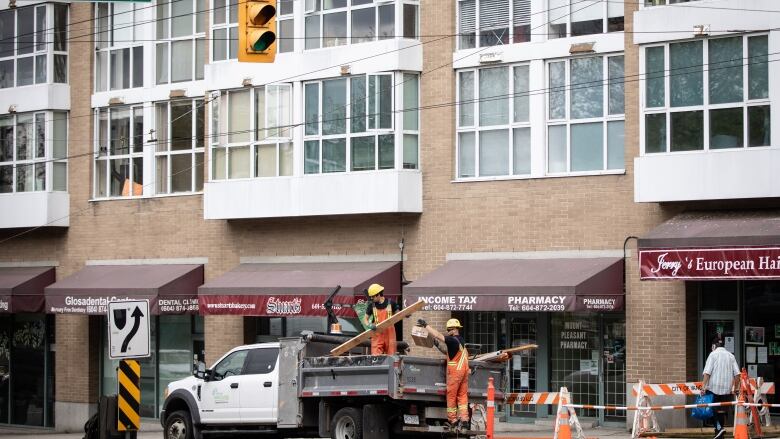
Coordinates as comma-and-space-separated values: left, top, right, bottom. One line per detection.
0, 422, 637, 439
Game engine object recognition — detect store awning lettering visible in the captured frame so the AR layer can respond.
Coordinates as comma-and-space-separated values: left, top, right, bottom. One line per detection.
0, 266, 55, 313
403, 258, 624, 313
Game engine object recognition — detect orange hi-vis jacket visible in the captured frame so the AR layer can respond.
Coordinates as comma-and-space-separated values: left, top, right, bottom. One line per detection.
446, 341, 469, 423
370, 302, 396, 355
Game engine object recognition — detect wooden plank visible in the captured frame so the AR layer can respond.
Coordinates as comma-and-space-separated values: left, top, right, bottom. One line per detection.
330, 300, 425, 356
474, 344, 538, 362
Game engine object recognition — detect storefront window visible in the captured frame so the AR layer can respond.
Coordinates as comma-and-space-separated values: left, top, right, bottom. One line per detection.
550, 314, 601, 418
101, 315, 203, 418
509, 316, 537, 417
743, 282, 778, 414
6, 314, 51, 427
248, 316, 362, 343
700, 281, 739, 311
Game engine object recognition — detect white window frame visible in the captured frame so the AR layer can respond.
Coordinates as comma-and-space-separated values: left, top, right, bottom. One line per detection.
455, 64, 532, 179
0, 4, 67, 88
210, 0, 238, 62
154, 99, 206, 194
456, 0, 532, 50
545, 54, 625, 175
303, 0, 418, 51
640, 34, 771, 155
302, 73, 396, 174
546, 0, 624, 40
210, 86, 294, 180
0, 111, 67, 193
94, 3, 144, 92
93, 105, 146, 198
156, 0, 206, 84
277, 0, 295, 53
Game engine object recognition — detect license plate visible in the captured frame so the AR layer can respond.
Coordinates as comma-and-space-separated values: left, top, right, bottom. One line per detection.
403, 414, 420, 425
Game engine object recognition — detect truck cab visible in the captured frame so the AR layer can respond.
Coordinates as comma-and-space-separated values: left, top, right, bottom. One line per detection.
161, 343, 281, 439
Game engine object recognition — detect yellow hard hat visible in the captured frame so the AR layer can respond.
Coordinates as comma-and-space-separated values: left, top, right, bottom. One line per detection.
446, 318, 463, 329
367, 283, 384, 297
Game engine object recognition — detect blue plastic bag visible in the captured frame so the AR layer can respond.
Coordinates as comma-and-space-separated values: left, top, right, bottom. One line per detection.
691, 393, 714, 420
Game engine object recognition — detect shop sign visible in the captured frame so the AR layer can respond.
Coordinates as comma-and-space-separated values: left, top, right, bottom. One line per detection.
405, 294, 623, 312
46, 295, 199, 315
198, 294, 367, 316
640, 247, 780, 280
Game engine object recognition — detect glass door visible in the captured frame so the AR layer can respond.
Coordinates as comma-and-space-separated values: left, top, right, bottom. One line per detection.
509, 316, 537, 417
602, 317, 626, 423
702, 319, 738, 362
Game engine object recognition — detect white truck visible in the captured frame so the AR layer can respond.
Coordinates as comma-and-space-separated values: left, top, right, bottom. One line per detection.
160, 332, 505, 439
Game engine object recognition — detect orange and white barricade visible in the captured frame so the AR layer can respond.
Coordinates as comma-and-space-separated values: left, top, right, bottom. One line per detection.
630, 380, 662, 439
553, 387, 585, 439
749, 377, 775, 427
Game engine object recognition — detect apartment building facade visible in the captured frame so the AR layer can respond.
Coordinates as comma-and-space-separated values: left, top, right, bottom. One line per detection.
0, 0, 776, 432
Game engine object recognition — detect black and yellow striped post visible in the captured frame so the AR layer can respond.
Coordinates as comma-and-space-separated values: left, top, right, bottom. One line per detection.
117, 359, 141, 431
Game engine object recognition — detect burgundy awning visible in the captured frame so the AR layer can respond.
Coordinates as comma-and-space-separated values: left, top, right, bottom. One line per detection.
639, 210, 780, 280
0, 267, 54, 313
403, 258, 624, 312
45, 264, 203, 315
198, 262, 401, 316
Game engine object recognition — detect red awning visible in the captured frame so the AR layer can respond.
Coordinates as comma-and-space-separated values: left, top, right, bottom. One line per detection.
45, 264, 203, 315
0, 267, 54, 313
403, 258, 624, 312
639, 210, 780, 280
198, 262, 401, 316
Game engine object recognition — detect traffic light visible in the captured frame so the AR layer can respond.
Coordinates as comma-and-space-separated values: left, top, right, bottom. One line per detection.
239, 0, 276, 63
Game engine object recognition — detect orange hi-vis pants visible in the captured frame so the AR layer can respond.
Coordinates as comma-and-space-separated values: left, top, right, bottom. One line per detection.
370, 306, 396, 355
446, 346, 469, 423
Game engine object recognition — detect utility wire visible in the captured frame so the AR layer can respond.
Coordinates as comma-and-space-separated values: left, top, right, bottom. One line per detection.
0, 0, 595, 245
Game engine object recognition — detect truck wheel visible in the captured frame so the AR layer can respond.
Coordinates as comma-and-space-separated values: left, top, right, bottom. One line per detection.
164, 410, 193, 439
331, 407, 363, 439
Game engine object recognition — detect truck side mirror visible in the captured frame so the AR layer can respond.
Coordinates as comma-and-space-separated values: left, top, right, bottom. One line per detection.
194, 362, 207, 380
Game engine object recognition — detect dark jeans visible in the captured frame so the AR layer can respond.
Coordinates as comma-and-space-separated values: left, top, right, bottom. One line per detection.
707, 391, 733, 431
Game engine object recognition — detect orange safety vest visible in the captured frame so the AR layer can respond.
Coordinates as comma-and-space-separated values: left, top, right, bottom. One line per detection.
371, 302, 393, 323
447, 343, 469, 372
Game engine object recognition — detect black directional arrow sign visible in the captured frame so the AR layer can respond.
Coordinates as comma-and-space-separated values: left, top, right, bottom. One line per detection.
108, 300, 150, 359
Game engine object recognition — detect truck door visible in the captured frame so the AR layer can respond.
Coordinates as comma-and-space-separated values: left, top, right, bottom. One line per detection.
200, 349, 249, 424
239, 347, 280, 423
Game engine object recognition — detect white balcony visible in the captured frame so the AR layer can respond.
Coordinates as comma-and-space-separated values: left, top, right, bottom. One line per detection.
203, 170, 422, 220
634, 0, 779, 45
634, 148, 780, 202
0, 83, 69, 114
0, 192, 69, 228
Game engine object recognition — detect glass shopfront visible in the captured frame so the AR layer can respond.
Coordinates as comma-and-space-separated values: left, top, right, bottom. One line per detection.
459, 311, 626, 424
0, 314, 55, 427
695, 281, 779, 416
101, 315, 203, 418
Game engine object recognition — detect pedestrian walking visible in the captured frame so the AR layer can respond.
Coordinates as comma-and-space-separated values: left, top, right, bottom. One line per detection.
699, 337, 740, 439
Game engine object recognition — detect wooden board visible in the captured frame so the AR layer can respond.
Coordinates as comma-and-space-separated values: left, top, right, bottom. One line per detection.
474, 344, 538, 362
329, 300, 426, 356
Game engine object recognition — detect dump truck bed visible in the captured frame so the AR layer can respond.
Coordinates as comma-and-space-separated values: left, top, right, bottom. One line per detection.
299, 353, 506, 402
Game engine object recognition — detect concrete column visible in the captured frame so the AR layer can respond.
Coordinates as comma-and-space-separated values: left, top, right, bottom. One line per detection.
54, 314, 99, 432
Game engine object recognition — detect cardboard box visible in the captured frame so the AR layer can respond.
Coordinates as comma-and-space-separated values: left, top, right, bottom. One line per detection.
411, 326, 434, 348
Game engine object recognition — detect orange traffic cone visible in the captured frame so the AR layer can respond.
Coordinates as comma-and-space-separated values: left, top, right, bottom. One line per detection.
554, 393, 572, 439
733, 396, 749, 439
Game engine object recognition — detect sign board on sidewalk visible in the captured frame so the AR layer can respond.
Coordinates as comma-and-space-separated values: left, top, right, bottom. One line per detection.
107, 300, 150, 359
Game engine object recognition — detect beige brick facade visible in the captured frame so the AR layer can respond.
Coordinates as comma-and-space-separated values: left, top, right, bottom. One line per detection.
0, 0, 717, 431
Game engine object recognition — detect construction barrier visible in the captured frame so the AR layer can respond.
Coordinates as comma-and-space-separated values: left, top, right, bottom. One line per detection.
506, 392, 561, 406
487, 377, 495, 439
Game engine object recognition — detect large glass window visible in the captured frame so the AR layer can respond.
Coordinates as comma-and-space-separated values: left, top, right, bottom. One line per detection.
211, 0, 238, 61
155, 99, 205, 194
94, 105, 145, 198
304, 72, 418, 174
277, 0, 295, 53
643, 35, 770, 154
0, 4, 67, 88
548, 0, 623, 39
304, 0, 418, 50
457, 65, 530, 178
95, 3, 143, 91
0, 315, 54, 427
458, 0, 531, 49
211, 86, 293, 179
156, 0, 206, 83
547, 55, 625, 174
0, 112, 68, 194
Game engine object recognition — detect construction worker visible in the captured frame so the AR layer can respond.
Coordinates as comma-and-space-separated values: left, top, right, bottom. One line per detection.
416, 318, 469, 430
363, 283, 399, 355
